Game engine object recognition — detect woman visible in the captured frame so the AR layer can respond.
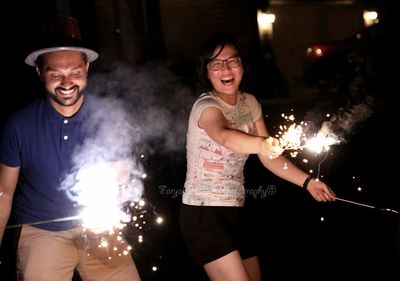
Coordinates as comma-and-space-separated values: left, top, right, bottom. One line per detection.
179, 33, 336, 281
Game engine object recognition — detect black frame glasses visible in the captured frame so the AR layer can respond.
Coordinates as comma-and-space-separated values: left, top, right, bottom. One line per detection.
207, 57, 241, 71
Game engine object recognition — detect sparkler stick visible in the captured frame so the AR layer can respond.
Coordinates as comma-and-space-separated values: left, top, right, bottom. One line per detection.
283, 146, 306, 151
336, 197, 399, 214
282, 141, 339, 152
336, 197, 375, 209
5, 215, 82, 229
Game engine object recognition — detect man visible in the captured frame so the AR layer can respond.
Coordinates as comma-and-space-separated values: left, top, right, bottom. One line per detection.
0, 17, 141, 281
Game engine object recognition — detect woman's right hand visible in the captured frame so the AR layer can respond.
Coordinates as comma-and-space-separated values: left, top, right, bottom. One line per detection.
260, 137, 284, 159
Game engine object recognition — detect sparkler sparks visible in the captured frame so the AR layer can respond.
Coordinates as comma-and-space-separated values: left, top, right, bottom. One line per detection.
74, 168, 157, 259
276, 113, 340, 154
53, 152, 163, 259
3, 154, 162, 261
65, 159, 144, 234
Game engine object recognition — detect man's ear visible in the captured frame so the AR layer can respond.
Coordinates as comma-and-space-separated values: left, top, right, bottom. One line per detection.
35, 67, 43, 80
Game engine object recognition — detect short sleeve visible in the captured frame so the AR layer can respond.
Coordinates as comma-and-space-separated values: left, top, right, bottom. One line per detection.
244, 93, 262, 122
0, 118, 21, 167
191, 93, 223, 126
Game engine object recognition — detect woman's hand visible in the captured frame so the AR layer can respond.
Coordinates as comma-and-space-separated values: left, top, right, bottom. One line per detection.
306, 178, 336, 202
260, 137, 284, 159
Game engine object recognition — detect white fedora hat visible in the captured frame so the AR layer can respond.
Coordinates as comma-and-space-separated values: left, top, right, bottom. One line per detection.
25, 16, 98, 66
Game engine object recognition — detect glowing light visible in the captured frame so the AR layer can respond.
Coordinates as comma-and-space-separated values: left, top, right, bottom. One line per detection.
62, 159, 145, 234
4, 155, 165, 262
51, 156, 165, 260
277, 122, 306, 151
156, 217, 164, 224
257, 10, 275, 40
320, 217, 325, 222
304, 132, 338, 153
363, 10, 378, 27
152, 266, 158, 271
277, 113, 340, 154
258, 12, 275, 25
357, 186, 362, 192
100, 239, 108, 247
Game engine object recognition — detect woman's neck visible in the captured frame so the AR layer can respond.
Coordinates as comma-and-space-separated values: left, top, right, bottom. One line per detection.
213, 90, 238, 106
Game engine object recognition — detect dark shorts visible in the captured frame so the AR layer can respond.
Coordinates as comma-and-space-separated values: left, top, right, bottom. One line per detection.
179, 204, 257, 265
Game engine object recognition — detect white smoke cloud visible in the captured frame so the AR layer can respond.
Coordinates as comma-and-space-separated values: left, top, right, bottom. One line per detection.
87, 61, 195, 153
319, 96, 374, 143
58, 61, 195, 228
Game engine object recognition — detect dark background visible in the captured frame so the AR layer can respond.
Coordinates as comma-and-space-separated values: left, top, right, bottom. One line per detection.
1, 0, 398, 280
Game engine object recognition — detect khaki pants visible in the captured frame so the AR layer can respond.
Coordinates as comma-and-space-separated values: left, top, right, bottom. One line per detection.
17, 225, 141, 281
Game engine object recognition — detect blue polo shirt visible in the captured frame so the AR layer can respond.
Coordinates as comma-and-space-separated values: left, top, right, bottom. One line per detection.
0, 94, 104, 231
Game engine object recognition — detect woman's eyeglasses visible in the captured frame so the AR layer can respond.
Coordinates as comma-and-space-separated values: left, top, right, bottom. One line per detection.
207, 57, 241, 71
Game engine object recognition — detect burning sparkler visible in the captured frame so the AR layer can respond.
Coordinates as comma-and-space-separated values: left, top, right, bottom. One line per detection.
276, 113, 340, 154
0, 153, 157, 259
64, 159, 144, 234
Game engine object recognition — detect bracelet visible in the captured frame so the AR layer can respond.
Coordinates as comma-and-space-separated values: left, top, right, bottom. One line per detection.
303, 175, 313, 191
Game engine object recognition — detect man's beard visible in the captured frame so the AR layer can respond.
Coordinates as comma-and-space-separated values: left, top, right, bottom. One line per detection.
47, 85, 84, 107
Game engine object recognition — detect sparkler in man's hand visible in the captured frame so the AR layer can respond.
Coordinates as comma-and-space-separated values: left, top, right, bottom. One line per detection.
68, 159, 144, 234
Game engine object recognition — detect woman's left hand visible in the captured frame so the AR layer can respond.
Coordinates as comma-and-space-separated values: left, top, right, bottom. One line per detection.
306, 178, 336, 202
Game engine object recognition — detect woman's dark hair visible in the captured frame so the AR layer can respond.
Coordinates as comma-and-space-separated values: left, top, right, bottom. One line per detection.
198, 32, 248, 92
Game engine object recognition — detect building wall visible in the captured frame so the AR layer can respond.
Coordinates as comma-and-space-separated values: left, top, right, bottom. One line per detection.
92, 0, 365, 77
94, 0, 165, 64
94, 0, 124, 62
159, 0, 258, 63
